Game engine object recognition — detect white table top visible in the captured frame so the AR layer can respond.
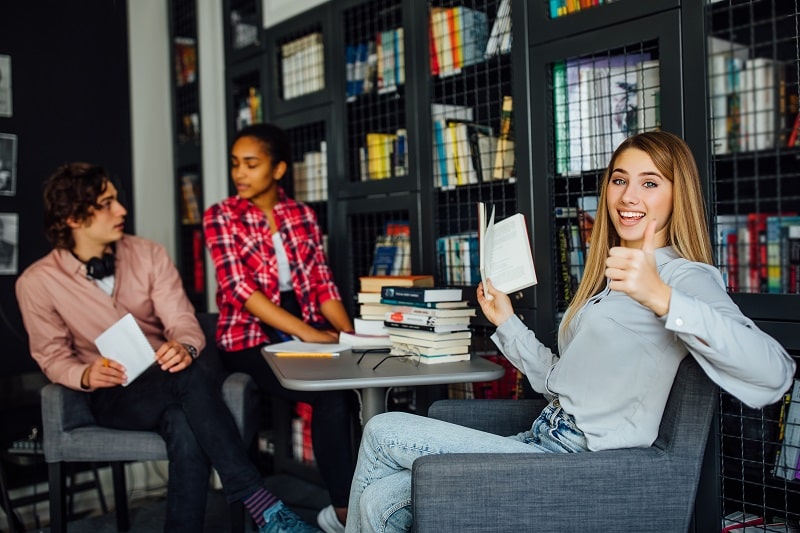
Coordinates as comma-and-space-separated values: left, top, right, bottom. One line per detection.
262, 348, 506, 392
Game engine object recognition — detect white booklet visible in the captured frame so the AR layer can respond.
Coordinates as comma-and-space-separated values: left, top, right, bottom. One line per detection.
94, 313, 156, 386
478, 202, 538, 295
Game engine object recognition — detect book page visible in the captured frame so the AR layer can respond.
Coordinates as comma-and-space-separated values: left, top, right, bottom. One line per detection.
94, 313, 156, 386
263, 340, 351, 356
479, 202, 537, 295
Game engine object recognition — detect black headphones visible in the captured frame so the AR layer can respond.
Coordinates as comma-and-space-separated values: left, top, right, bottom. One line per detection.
74, 244, 116, 279
85, 252, 116, 279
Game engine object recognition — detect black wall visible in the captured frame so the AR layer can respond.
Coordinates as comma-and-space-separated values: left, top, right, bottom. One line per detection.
0, 1, 133, 376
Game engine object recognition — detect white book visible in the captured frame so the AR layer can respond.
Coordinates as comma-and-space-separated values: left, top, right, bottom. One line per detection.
478, 202, 537, 295
94, 313, 156, 386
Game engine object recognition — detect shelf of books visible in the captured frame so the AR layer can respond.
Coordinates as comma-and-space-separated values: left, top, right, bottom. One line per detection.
337, 0, 415, 197
274, 110, 333, 236
170, 0, 206, 311
705, 0, 800, 528
227, 56, 265, 140
426, 0, 525, 297
331, 196, 422, 320
529, 10, 681, 339
265, 3, 332, 118
527, 0, 679, 46
224, 0, 264, 63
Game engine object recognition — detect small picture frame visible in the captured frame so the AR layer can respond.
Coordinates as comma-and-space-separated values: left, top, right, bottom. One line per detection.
0, 55, 11, 118
0, 212, 18, 275
0, 133, 17, 196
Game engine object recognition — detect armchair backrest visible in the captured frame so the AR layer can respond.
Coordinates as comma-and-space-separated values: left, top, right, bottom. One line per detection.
652, 356, 718, 462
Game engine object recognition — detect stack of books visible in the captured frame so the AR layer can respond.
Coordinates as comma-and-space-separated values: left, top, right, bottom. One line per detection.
341, 275, 435, 350
381, 285, 474, 364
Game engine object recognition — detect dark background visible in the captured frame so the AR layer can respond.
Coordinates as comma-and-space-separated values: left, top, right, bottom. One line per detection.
0, 1, 133, 377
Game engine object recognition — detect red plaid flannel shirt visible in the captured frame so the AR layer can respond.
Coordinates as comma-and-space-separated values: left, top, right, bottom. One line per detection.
203, 191, 341, 351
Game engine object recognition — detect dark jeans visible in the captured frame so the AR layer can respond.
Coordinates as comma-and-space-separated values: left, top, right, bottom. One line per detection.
89, 362, 264, 533
222, 345, 356, 507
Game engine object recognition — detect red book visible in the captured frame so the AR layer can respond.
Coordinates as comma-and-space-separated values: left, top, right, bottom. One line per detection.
788, 111, 800, 147
428, 16, 439, 76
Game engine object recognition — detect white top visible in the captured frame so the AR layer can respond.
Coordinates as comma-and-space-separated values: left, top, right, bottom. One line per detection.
271, 232, 293, 291
491, 246, 795, 451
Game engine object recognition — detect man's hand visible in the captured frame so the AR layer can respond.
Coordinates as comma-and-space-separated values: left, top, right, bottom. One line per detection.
82, 357, 127, 389
155, 340, 193, 373
605, 219, 671, 316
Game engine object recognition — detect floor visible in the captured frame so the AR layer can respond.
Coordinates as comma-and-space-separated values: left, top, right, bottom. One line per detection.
8, 474, 330, 533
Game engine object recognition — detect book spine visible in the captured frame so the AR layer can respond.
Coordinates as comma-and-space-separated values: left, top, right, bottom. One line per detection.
383, 321, 466, 333
380, 298, 446, 309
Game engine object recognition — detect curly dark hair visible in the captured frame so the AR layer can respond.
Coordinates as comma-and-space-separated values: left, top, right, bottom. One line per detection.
43, 162, 110, 249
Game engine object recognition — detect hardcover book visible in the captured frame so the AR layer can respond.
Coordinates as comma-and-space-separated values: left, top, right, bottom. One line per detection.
359, 275, 434, 293
384, 321, 469, 334
380, 285, 463, 303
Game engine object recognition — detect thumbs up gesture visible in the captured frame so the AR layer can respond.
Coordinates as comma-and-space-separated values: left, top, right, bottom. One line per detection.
605, 219, 671, 316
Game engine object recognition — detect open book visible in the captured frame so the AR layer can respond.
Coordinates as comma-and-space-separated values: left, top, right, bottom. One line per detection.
478, 202, 537, 295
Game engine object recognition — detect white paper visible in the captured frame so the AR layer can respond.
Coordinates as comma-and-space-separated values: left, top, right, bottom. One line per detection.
94, 313, 156, 386
263, 340, 352, 355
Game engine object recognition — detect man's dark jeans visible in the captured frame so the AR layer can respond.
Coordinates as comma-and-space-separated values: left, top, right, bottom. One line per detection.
90, 361, 263, 532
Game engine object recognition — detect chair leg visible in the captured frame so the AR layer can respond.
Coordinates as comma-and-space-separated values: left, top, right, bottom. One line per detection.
0, 460, 25, 533
92, 464, 109, 514
48, 462, 67, 533
230, 500, 246, 533
111, 462, 130, 532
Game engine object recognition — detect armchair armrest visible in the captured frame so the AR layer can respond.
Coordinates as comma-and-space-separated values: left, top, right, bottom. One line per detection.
412, 448, 693, 532
428, 399, 548, 436
221, 371, 260, 446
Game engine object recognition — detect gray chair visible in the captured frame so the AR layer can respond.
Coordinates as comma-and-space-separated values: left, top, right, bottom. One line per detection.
40, 313, 261, 532
412, 356, 717, 532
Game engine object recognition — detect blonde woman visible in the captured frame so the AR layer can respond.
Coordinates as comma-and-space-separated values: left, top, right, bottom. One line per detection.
344, 131, 795, 533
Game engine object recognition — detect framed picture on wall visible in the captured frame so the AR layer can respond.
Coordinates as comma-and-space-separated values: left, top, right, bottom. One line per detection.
0, 55, 11, 117
0, 212, 18, 275
0, 133, 17, 196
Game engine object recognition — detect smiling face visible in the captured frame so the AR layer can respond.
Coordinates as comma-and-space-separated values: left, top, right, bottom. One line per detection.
230, 135, 286, 207
605, 147, 673, 249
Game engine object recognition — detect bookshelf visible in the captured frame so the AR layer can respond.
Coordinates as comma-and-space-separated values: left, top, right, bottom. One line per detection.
169, 0, 207, 312
227, 0, 800, 525
701, 0, 800, 528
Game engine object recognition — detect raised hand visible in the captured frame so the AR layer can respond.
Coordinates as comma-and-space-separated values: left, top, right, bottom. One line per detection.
604, 219, 671, 316
477, 278, 514, 326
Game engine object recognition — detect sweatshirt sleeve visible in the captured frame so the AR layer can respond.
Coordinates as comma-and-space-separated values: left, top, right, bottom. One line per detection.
663, 263, 795, 408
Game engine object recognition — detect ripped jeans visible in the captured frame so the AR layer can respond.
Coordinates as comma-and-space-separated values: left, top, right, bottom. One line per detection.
345, 400, 589, 533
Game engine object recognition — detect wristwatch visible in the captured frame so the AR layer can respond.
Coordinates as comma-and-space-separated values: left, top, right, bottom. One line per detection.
182, 343, 199, 359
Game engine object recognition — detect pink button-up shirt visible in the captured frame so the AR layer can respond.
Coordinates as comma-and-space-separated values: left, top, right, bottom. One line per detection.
16, 235, 204, 390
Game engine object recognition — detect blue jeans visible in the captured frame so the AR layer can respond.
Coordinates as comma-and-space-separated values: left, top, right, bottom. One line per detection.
90, 361, 264, 533
345, 402, 589, 533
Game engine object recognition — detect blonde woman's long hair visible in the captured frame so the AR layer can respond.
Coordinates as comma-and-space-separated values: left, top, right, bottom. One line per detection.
559, 131, 713, 342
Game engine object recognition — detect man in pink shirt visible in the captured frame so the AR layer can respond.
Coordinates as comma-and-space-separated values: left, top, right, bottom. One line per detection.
16, 162, 319, 533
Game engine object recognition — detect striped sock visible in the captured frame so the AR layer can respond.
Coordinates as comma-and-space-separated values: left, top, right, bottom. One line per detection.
243, 488, 280, 528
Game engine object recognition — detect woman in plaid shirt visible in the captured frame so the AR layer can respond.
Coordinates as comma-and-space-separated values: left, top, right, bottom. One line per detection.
204, 123, 354, 533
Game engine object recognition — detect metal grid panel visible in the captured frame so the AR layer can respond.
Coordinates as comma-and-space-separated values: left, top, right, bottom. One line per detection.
430, 0, 518, 288
343, 0, 406, 182
173, 0, 200, 144
707, 0, 800, 296
231, 69, 263, 131
285, 122, 329, 234
276, 22, 325, 101
229, 0, 261, 51
707, 1, 800, 529
547, 39, 660, 312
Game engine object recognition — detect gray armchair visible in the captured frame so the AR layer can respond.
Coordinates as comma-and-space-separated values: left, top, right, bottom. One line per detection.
412, 356, 718, 532
40, 313, 260, 532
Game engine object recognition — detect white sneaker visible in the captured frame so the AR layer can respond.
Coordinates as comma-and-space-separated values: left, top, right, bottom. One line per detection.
316, 504, 345, 533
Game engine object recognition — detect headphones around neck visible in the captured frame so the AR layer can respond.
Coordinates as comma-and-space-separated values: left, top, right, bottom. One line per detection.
85, 252, 115, 279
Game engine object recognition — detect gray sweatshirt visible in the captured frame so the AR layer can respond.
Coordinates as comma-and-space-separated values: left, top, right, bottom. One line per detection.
491, 246, 795, 451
